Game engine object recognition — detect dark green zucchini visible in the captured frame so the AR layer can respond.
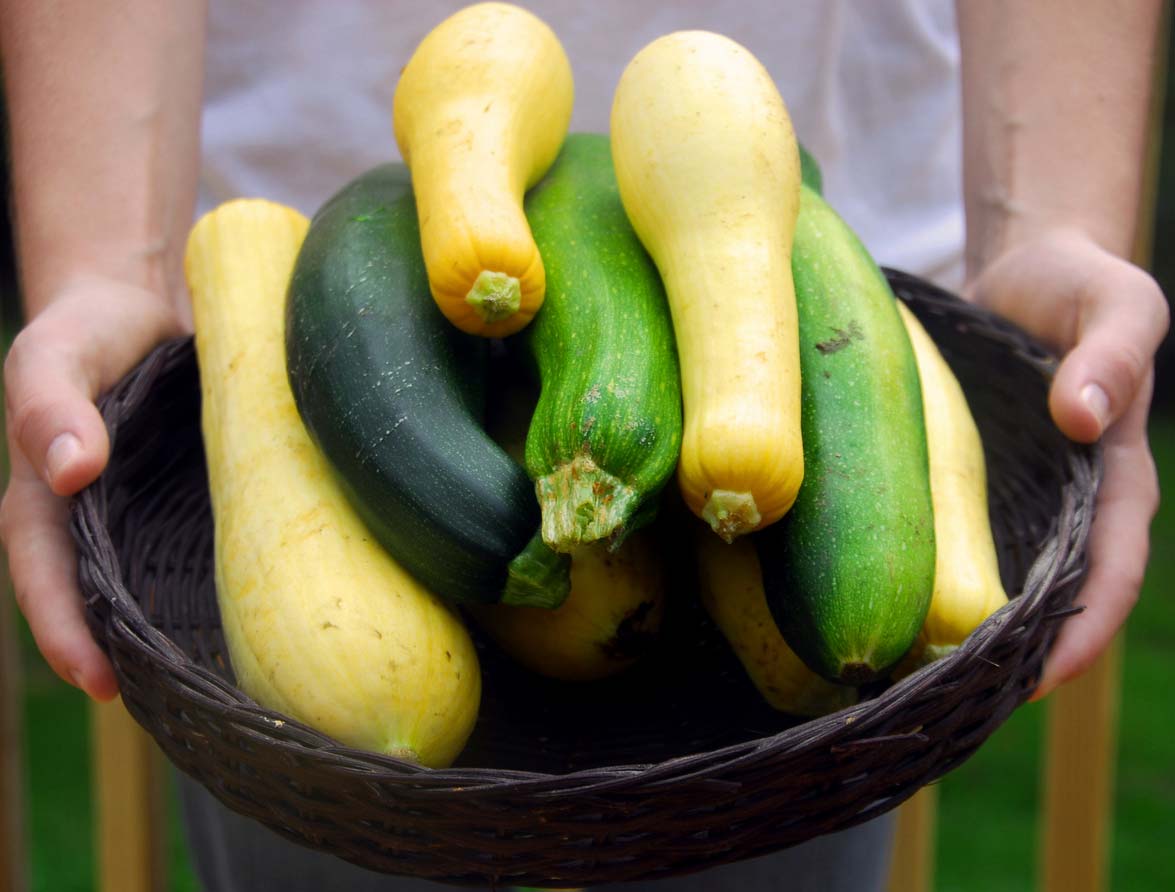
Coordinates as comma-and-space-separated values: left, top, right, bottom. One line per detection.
285, 164, 569, 607
754, 186, 936, 683
522, 133, 682, 551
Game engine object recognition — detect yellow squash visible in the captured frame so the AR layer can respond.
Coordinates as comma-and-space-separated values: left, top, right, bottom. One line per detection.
696, 532, 857, 717
392, 2, 574, 337
610, 31, 804, 541
471, 531, 665, 682
187, 199, 480, 767
895, 302, 1009, 674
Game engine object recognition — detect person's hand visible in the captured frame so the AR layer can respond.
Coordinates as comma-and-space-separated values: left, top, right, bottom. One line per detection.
1, 274, 188, 701
963, 227, 1169, 699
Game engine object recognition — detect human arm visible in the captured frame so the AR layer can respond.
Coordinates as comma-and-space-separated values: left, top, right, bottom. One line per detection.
0, 0, 206, 700
955, 0, 1169, 698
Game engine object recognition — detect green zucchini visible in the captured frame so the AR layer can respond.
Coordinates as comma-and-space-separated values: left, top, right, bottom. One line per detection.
798, 142, 823, 195
285, 164, 569, 608
755, 186, 936, 683
522, 133, 683, 551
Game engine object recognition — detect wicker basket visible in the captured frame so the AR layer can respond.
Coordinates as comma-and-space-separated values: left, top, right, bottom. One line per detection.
73, 271, 1099, 888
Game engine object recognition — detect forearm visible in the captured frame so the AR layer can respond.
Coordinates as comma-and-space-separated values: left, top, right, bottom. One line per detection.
956, 0, 1163, 275
0, 0, 207, 317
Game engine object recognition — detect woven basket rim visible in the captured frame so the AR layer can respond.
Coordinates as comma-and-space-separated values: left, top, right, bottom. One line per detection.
75, 271, 1101, 791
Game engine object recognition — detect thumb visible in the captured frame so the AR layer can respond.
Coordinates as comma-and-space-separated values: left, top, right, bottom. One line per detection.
1048, 261, 1168, 443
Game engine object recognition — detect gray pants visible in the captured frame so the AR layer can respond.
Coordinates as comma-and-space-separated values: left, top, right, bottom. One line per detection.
177, 774, 895, 892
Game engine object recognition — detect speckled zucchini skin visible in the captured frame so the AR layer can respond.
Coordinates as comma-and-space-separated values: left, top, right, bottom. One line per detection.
522, 134, 682, 551
755, 186, 936, 684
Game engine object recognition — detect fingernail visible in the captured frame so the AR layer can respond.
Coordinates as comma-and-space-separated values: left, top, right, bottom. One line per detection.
45, 433, 82, 484
1080, 384, 1111, 435
68, 668, 85, 690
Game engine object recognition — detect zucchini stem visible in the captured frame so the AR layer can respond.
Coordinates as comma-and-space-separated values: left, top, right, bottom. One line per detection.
702, 489, 761, 543
501, 531, 571, 609
466, 270, 521, 322
535, 455, 642, 552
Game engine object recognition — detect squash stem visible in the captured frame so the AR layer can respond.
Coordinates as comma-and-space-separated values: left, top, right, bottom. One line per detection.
535, 455, 643, 553
701, 489, 761, 543
501, 531, 571, 609
466, 270, 521, 323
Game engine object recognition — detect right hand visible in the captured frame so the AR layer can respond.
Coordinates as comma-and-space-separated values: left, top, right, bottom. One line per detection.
2, 274, 188, 701
963, 228, 1168, 698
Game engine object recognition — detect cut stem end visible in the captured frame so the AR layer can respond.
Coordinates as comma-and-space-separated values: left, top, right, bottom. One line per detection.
701, 489, 761, 543
536, 456, 642, 552
466, 270, 521, 323
838, 661, 885, 685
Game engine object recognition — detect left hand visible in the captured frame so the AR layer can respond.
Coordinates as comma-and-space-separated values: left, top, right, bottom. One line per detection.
1, 274, 188, 701
964, 227, 1168, 699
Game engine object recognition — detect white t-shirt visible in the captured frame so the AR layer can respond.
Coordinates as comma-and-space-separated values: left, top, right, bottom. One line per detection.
199, 0, 963, 288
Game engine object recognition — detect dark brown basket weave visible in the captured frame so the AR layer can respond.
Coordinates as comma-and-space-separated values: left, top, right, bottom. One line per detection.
73, 270, 1100, 888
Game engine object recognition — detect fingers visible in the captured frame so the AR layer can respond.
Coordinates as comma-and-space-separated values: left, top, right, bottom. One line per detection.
1030, 376, 1158, 699
1048, 262, 1169, 443
1, 450, 119, 701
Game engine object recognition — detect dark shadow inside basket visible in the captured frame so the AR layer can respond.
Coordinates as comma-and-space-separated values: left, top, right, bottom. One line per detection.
98, 274, 1086, 777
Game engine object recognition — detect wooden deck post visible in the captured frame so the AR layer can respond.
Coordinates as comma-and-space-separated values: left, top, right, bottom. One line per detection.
887, 785, 938, 892
91, 698, 166, 892
1040, 642, 1123, 892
